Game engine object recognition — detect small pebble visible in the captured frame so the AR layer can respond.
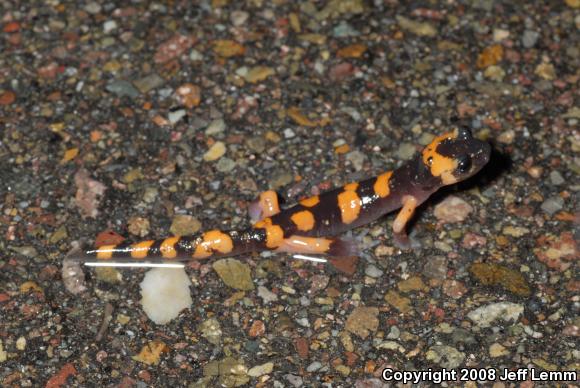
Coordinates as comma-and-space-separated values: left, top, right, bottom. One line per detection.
493, 28, 510, 42
283, 128, 296, 139
467, 302, 524, 328
497, 129, 515, 144
127, 216, 150, 237
213, 259, 254, 290
246, 136, 266, 153
540, 196, 564, 215
142, 187, 159, 203
10, 245, 38, 258
522, 30, 540, 48
423, 256, 447, 280
16, 336, 26, 351
346, 150, 366, 170
170, 215, 201, 236
284, 374, 303, 388
306, 361, 323, 372
84, 2, 102, 14
103, 20, 117, 33
106, 80, 140, 98
425, 345, 465, 369
133, 73, 165, 94
549, 171, 564, 185
247, 362, 273, 377
203, 141, 226, 161
396, 15, 437, 36
489, 343, 510, 357
365, 264, 383, 278
386, 326, 400, 339
230, 10, 249, 26
396, 143, 417, 160
484, 65, 505, 81
433, 196, 473, 223
527, 165, 543, 179
199, 318, 223, 345
216, 157, 236, 173
257, 285, 278, 303
535, 62, 556, 80
205, 119, 226, 135
269, 171, 293, 189
345, 307, 379, 339
333, 21, 360, 37
187, 47, 203, 61
374, 245, 394, 257
168, 109, 186, 124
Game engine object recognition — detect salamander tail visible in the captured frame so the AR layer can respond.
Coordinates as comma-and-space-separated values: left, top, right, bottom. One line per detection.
68, 228, 266, 265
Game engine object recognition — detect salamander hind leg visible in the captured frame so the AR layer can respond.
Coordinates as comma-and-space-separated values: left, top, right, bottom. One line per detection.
249, 190, 282, 222
275, 235, 359, 257
276, 235, 360, 275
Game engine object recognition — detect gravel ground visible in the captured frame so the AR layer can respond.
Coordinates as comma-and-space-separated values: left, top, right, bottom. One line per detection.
1, 1, 578, 387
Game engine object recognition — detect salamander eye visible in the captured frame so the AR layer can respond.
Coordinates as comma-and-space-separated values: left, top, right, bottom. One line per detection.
456, 155, 471, 173
458, 126, 472, 139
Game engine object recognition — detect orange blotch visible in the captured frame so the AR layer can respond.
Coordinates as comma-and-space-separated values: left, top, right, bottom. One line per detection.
204, 230, 234, 254
193, 244, 212, 259
96, 244, 116, 260
254, 218, 284, 249
374, 171, 393, 198
160, 236, 180, 258
131, 240, 154, 259
300, 195, 320, 207
338, 184, 361, 224
343, 182, 359, 191
193, 230, 234, 259
291, 210, 315, 231
422, 131, 459, 185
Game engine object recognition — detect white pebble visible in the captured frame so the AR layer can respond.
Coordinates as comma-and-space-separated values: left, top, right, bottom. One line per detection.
103, 20, 118, 33
140, 267, 192, 324
283, 128, 295, 139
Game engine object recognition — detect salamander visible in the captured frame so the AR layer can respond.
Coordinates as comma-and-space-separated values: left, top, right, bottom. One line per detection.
68, 127, 490, 265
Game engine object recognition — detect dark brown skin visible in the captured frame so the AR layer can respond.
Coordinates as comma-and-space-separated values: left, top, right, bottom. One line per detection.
70, 127, 490, 263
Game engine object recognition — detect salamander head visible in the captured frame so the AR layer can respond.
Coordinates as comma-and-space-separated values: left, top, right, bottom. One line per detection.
421, 127, 491, 186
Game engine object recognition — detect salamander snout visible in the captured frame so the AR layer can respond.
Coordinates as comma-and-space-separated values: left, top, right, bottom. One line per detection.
421, 127, 491, 185
454, 127, 491, 177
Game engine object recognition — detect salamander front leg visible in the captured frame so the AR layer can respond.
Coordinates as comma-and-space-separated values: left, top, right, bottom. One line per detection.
249, 190, 282, 222
392, 195, 418, 250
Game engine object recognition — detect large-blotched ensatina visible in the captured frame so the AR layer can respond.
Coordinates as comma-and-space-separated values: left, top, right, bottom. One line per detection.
69, 127, 490, 264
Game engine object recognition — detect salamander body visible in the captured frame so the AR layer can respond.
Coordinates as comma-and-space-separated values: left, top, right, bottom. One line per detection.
72, 127, 490, 263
